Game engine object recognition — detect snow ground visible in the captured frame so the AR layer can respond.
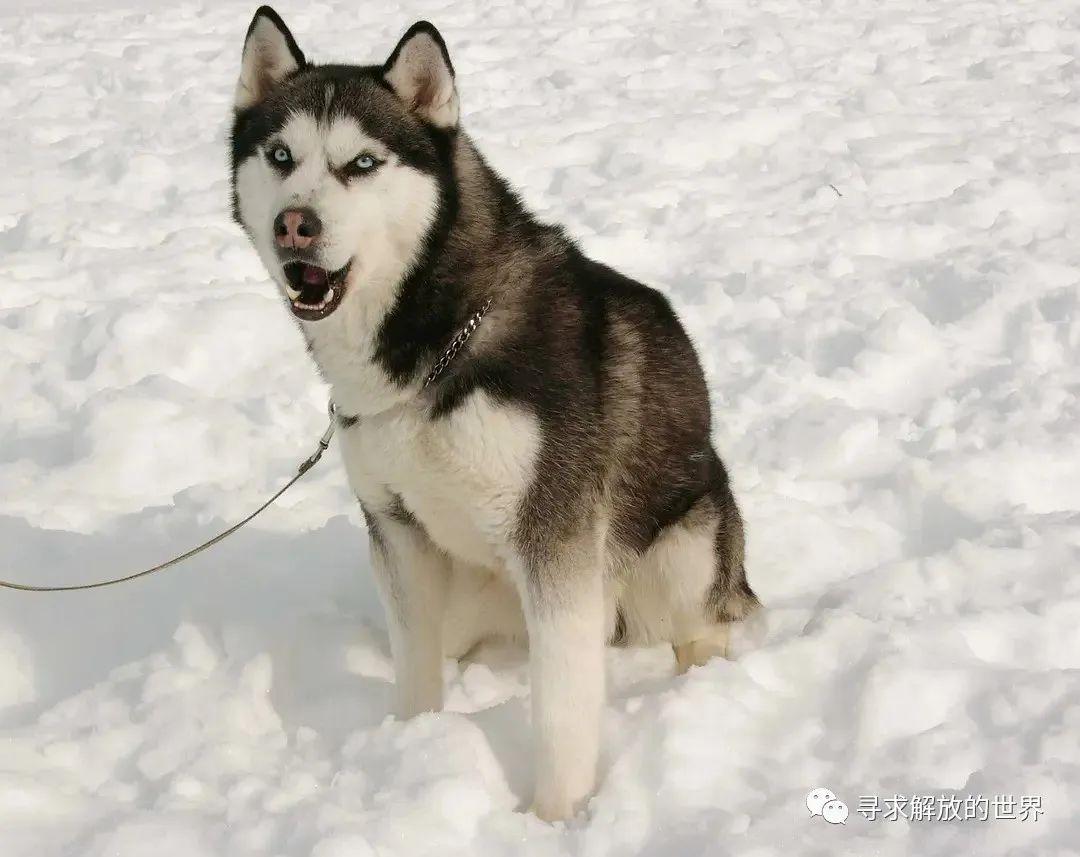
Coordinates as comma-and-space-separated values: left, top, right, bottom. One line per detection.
2, 0, 1079, 854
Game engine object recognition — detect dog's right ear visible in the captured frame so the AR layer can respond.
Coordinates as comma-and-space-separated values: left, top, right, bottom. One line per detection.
234, 6, 306, 111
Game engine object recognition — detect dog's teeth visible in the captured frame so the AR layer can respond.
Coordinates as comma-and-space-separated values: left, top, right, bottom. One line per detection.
291, 286, 341, 315
286, 285, 301, 300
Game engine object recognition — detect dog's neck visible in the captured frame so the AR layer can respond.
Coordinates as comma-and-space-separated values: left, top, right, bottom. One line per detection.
302, 132, 529, 419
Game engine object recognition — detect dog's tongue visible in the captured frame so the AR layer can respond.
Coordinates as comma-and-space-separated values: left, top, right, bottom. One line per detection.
302, 265, 328, 286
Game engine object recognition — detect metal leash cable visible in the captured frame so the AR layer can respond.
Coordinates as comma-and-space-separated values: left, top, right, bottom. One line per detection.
0, 297, 494, 594
0, 402, 338, 593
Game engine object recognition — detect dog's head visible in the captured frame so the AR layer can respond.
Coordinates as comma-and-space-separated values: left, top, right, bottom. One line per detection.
230, 7, 458, 323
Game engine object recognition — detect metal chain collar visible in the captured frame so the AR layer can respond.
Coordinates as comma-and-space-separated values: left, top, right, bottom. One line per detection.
423, 298, 494, 388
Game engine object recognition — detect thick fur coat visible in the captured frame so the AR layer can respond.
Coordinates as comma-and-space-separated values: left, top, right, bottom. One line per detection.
230, 7, 759, 820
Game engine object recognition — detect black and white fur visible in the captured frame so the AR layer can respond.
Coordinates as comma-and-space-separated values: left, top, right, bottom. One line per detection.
229, 7, 760, 821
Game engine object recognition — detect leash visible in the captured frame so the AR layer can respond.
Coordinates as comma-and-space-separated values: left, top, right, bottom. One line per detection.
0, 298, 493, 594
0, 403, 338, 592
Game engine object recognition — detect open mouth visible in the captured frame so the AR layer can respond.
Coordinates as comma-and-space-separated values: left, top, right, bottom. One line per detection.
282, 261, 351, 321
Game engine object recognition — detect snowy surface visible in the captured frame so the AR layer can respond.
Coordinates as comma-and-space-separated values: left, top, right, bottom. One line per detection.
2, 0, 1080, 854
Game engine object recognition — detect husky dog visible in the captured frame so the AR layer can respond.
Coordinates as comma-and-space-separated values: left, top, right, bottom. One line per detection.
230, 6, 759, 820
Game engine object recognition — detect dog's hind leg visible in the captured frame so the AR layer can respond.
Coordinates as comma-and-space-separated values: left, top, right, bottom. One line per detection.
673, 471, 761, 673
704, 475, 760, 625
628, 511, 735, 671
621, 473, 760, 673
442, 558, 526, 660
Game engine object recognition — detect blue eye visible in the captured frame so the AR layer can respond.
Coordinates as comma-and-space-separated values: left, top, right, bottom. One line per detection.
353, 154, 378, 171
270, 146, 291, 164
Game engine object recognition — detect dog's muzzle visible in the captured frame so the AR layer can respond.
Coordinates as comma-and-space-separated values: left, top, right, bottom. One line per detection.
282, 260, 351, 321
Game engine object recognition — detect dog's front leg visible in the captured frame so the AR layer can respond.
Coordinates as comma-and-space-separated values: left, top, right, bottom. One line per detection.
517, 549, 606, 821
365, 510, 448, 717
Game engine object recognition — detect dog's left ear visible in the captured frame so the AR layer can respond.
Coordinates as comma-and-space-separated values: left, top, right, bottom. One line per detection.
383, 22, 459, 129
235, 6, 306, 111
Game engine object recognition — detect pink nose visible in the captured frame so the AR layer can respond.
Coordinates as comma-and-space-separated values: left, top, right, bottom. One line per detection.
273, 208, 322, 250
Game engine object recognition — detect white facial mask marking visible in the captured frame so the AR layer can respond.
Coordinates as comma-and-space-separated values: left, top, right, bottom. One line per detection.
235, 108, 444, 414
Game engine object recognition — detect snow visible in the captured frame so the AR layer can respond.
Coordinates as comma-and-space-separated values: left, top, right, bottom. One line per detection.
1, 0, 1079, 854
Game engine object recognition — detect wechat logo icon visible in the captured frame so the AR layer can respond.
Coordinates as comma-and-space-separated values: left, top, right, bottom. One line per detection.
807, 787, 849, 825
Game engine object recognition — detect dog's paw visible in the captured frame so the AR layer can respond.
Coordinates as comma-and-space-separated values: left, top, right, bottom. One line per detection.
529, 788, 590, 823
529, 799, 575, 823
673, 624, 732, 674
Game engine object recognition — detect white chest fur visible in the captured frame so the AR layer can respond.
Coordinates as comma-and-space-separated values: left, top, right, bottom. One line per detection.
337, 391, 540, 569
